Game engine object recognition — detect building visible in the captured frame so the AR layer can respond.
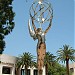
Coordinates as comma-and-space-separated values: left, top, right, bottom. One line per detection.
17, 66, 46, 75
69, 62, 75, 75
0, 54, 16, 75
0, 54, 46, 75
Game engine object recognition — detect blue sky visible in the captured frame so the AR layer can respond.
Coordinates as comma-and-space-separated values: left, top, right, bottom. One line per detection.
4, 0, 74, 57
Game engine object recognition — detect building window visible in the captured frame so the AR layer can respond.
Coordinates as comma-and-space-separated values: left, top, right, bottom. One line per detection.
70, 68, 74, 72
21, 69, 30, 75
27, 69, 30, 75
2, 66, 12, 74
34, 69, 38, 75
21, 69, 25, 75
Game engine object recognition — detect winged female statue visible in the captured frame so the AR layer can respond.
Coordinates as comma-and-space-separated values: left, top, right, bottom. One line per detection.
28, 16, 53, 49
28, 0, 53, 74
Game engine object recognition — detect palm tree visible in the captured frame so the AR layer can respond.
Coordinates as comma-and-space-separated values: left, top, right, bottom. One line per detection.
44, 52, 56, 75
16, 52, 35, 75
57, 44, 75, 75
16, 57, 22, 75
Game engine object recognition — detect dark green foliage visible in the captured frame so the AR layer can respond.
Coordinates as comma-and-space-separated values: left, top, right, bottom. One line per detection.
0, 40, 5, 54
0, 0, 15, 54
16, 52, 35, 75
16, 51, 73, 75
44, 52, 67, 75
16, 52, 35, 68
57, 45, 75, 75
48, 62, 66, 75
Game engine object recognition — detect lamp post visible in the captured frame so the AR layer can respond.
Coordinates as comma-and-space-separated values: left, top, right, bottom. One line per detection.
28, 0, 53, 75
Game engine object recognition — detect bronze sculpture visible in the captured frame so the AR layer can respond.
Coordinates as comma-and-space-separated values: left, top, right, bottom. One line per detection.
28, 0, 53, 75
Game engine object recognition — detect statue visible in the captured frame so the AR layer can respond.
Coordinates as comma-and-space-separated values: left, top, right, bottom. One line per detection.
28, 16, 52, 49
28, 0, 53, 75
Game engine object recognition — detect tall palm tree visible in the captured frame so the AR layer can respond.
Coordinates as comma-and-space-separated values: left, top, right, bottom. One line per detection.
16, 52, 35, 75
57, 44, 75, 75
44, 52, 56, 75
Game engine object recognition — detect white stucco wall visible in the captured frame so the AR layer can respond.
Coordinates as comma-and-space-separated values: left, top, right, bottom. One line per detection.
19, 66, 46, 75
30, 66, 46, 75
0, 54, 16, 75
69, 62, 75, 75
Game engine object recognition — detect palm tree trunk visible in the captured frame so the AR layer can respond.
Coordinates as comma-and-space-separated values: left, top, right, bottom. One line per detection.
46, 64, 48, 75
66, 59, 69, 75
16, 68, 20, 75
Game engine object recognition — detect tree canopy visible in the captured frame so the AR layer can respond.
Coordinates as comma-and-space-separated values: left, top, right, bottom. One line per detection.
0, 0, 15, 54
57, 44, 75, 75
16, 51, 71, 75
16, 52, 35, 75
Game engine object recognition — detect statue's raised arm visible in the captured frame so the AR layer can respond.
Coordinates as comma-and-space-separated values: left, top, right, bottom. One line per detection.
44, 15, 53, 35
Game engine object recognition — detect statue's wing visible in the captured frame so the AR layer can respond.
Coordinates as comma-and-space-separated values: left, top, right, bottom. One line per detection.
28, 19, 37, 40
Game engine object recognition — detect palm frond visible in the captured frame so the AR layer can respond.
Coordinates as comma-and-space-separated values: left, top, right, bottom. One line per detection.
57, 45, 75, 63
